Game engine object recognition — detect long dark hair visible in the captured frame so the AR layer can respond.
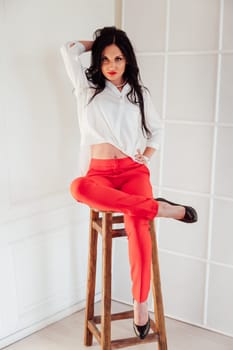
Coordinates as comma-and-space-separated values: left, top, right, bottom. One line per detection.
85, 26, 151, 138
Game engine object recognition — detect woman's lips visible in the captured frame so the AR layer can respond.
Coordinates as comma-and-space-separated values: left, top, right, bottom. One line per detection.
108, 71, 117, 75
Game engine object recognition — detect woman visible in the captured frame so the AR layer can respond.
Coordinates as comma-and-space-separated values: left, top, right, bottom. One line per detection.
61, 26, 197, 340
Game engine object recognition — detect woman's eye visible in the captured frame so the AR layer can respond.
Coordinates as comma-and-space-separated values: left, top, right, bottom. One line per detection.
116, 57, 122, 61
101, 57, 108, 62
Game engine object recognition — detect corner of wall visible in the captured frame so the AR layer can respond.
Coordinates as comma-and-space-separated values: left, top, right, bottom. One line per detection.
115, 0, 122, 29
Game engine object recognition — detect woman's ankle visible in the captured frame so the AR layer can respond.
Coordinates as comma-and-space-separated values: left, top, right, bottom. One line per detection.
157, 201, 185, 219
133, 300, 148, 326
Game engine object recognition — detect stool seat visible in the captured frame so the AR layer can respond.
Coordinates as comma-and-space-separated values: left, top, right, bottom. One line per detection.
84, 209, 167, 349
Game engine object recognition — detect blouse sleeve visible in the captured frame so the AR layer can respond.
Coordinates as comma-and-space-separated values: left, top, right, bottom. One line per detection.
144, 90, 162, 150
60, 41, 89, 92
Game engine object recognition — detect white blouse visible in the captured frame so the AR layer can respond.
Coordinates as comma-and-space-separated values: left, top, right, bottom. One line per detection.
60, 41, 162, 175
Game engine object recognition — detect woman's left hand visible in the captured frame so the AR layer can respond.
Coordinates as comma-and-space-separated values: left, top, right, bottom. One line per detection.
134, 149, 150, 164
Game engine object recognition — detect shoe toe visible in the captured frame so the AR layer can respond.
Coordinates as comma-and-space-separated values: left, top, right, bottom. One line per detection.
155, 197, 198, 223
183, 206, 198, 223
133, 318, 150, 340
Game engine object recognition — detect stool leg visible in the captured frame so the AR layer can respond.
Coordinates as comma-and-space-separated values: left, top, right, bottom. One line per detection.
84, 209, 99, 346
101, 212, 112, 350
150, 220, 168, 350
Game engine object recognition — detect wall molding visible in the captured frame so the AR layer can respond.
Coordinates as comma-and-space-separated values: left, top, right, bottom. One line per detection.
0, 297, 86, 349
115, 0, 122, 28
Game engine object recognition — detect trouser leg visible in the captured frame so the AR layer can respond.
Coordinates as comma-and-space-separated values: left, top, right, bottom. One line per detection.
70, 158, 156, 302
125, 217, 152, 302
70, 174, 158, 220
121, 168, 154, 303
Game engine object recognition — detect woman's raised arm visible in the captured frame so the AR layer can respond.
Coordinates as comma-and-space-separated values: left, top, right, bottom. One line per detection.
60, 40, 92, 91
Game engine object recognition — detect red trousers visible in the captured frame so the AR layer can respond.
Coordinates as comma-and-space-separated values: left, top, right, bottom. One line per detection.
70, 157, 158, 302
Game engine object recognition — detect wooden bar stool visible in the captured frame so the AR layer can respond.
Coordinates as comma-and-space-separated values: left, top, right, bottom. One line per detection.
84, 208, 168, 350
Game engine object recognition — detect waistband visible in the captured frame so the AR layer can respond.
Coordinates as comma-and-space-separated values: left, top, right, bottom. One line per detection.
89, 157, 136, 169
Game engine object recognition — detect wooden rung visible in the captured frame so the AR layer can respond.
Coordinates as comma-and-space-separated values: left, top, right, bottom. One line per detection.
111, 333, 159, 349
97, 216, 124, 225
93, 221, 126, 237
149, 318, 157, 332
111, 216, 124, 224
111, 229, 126, 237
95, 214, 124, 221
110, 310, 134, 321
88, 320, 101, 343
92, 221, 104, 233
93, 310, 134, 324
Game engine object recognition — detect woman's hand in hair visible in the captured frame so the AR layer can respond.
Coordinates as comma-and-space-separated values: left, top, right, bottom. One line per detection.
79, 40, 93, 51
68, 41, 93, 51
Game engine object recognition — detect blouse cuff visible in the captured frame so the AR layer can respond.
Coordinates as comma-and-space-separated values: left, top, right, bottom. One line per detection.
146, 141, 160, 150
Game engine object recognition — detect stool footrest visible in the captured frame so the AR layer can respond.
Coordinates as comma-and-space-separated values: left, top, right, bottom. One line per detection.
111, 333, 159, 349
88, 315, 159, 350
93, 310, 134, 324
93, 220, 126, 237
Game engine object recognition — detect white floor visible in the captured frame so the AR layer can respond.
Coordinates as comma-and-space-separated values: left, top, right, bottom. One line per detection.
3, 301, 233, 350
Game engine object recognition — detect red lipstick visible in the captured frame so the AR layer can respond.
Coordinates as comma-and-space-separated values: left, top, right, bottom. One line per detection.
108, 71, 117, 75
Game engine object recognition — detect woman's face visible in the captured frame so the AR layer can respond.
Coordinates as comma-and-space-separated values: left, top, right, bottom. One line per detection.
101, 44, 127, 86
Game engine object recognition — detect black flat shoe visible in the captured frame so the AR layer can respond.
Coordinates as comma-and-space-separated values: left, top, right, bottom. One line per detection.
133, 317, 150, 339
156, 197, 198, 223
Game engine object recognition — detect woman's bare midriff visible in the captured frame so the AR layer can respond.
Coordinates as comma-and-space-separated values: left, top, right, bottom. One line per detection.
91, 143, 128, 159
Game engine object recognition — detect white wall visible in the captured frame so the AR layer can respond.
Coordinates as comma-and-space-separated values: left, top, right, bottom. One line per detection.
113, 0, 233, 337
1, 0, 233, 346
0, 0, 115, 347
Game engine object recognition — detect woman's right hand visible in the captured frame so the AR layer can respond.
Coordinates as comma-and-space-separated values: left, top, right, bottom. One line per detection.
79, 40, 93, 51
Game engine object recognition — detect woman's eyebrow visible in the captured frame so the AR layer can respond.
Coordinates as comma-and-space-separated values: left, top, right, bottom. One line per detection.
101, 54, 124, 58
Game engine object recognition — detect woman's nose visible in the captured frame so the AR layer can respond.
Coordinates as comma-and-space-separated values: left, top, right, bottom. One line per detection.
109, 61, 116, 70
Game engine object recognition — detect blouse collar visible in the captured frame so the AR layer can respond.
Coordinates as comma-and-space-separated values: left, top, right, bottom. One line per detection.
105, 80, 130, 96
